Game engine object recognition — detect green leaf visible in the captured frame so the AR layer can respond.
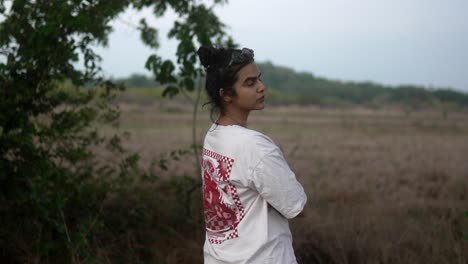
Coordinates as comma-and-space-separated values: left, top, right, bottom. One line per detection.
159, 158, 168, 171
156, 60, 176, 83
139, 18, 159, 49
145, 54, 161, 71
124, 153, 140, 168
162, 85, 179, 98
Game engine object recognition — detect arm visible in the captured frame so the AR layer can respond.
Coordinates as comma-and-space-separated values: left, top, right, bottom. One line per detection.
250, 147, 307, 219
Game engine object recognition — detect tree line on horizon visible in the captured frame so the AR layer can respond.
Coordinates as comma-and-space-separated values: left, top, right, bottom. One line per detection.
116, 61, 468, 111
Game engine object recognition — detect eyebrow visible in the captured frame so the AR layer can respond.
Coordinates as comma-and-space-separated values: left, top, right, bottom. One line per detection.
243, 72, 262, 84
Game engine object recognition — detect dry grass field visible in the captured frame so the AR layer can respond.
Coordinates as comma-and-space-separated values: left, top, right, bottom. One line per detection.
115, 102, 468, 263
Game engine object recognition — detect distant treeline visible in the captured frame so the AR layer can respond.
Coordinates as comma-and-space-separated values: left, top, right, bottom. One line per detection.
258, 62, 468, 109
115, 74, 161, 88
115, 62, 468, 109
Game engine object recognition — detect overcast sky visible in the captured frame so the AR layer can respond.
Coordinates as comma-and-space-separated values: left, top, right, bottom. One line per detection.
95, 0, 468, 92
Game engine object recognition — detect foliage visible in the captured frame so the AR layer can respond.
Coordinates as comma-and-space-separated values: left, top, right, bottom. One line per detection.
0, 0, 231, 262
140, 0, 236, 98
115, 73, 160, 88
113, 61, 468, 110
257, 61, 468, 108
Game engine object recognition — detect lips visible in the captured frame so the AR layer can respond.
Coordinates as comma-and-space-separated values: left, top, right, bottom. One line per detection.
258, 96, 265, 102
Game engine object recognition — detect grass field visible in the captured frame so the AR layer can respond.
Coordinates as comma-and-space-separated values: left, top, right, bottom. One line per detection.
115, 102, 468, 263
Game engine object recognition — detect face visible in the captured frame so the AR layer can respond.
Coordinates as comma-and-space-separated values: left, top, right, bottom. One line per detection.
225, 63, 265, 112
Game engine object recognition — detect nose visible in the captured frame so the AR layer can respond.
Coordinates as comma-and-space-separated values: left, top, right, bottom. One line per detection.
257, 81, 265, 93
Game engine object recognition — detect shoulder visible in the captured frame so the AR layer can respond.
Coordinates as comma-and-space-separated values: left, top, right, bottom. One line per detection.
241, 128, 279, 157
204, 124, 279, 158
249, 130, 275, 146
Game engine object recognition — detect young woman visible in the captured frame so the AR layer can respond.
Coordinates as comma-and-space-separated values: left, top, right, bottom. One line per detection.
197, 46, 307, 264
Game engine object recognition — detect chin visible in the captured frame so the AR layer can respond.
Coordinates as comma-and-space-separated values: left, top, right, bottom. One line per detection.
255, 104, 265, 110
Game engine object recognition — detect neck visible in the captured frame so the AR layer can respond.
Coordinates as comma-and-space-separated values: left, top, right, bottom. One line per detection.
217, 109, 249, 127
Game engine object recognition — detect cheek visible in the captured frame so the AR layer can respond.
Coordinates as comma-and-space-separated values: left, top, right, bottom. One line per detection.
244, 90, 257, 101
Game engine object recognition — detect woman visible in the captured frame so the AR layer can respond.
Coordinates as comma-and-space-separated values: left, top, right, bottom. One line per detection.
197, 46, 307, 264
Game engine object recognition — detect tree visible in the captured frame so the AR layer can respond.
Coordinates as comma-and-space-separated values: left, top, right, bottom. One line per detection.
0, 0, 232, 261
118, 73, 159, 88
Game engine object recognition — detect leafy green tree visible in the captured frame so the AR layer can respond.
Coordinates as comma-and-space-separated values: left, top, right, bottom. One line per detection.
0, 0, 231, 262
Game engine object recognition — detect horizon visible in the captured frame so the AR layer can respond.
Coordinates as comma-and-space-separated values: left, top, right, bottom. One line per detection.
112, 60, 468, 94
92, 1, 467, 93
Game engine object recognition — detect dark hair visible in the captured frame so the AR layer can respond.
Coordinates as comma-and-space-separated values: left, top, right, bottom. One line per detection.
197, 46, 255, 122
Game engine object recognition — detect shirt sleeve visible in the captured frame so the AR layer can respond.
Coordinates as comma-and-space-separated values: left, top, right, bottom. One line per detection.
250, 147, 307, 219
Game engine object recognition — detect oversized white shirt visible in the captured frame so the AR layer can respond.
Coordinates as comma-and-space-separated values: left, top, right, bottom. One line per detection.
201, 123, 307, 264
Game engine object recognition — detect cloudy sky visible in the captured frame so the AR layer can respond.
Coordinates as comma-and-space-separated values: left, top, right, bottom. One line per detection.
96, 0, 468, 92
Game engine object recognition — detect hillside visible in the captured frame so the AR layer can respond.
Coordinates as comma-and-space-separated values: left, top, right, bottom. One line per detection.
257, 62, 468, 108
114, 62, 468, 110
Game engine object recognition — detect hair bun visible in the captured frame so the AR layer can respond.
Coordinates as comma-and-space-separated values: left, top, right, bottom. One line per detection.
197, 46, 231, 69
197, 47, 214, 68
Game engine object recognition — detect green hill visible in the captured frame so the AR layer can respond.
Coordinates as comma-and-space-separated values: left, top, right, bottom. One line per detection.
114, 62, 468, 110
257, 61, 468, 108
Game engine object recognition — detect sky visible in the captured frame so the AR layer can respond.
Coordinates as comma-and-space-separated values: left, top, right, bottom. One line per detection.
95, 0, 468, 92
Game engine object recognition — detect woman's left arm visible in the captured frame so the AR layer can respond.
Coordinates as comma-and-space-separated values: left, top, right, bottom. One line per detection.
251, 148, 307, 219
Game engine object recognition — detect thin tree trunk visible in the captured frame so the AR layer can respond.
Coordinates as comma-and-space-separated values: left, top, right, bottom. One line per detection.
185, 75, 203, 217
192, 76, 203, 175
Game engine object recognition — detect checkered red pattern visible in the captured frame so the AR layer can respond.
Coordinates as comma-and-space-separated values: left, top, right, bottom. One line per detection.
229, 184, 245, 217
202, 148, 245, 244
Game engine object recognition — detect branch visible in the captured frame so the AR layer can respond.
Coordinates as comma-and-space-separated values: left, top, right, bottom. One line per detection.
116, 17, 139, 31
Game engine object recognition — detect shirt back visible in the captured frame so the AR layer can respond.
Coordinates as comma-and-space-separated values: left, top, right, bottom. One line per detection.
201, 124, 307, 264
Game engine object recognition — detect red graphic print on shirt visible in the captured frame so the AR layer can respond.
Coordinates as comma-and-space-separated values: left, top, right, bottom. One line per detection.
202, 148, 245, 244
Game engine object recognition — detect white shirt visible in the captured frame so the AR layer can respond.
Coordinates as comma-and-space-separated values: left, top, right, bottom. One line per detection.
201, 123, 307, 264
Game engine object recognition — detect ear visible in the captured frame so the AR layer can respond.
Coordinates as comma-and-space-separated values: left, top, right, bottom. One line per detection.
219, 88, 232, 103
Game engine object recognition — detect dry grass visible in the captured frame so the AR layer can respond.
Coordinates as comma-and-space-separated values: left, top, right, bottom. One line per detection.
115, 103, 468, 263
